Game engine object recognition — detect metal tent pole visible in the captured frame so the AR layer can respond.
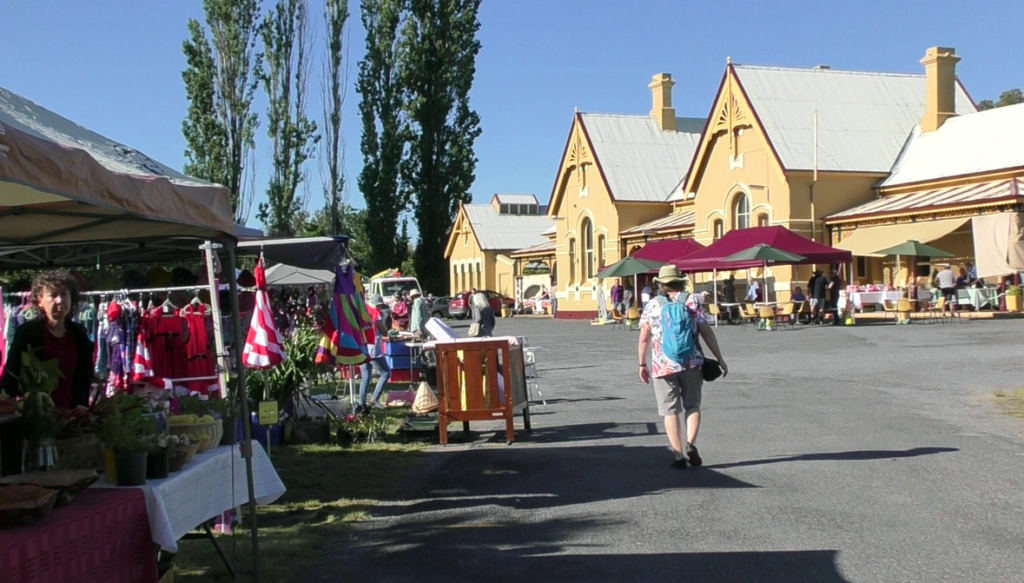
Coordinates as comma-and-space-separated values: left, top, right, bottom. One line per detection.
203, 242, 229, 396
226, 243, 261, 583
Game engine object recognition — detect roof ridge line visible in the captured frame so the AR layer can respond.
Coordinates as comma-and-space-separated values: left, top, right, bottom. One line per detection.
735, 64, 925, 78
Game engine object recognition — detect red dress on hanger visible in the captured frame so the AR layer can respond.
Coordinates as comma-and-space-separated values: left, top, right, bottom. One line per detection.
181, 303, 217, 395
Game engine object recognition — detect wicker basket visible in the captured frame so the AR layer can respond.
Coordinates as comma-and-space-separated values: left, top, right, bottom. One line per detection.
55, 434, 105, 471
169, 422, 223, 453
169, 443, 201, 472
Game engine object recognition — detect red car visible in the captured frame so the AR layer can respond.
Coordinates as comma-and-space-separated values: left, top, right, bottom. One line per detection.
448, 290, 514, 319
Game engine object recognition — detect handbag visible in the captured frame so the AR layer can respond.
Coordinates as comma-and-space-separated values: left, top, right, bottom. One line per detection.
701, 358, 723, 382
412, 382, 439, 414
468, 322, 481, 337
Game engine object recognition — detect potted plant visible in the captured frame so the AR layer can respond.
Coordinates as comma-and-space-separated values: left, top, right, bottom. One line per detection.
1007, 285, 1022, 312
98, 393, 156, 486
145, 434, 170, 480
17, 348, 63, 472
209, 390, 241, 446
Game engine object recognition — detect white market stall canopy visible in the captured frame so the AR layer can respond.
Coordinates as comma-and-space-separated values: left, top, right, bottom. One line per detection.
263, 263, 336, 287
0, 85, 235, 252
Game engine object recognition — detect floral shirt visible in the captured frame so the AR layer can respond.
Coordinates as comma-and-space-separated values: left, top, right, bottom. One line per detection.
640, 293, 706, 378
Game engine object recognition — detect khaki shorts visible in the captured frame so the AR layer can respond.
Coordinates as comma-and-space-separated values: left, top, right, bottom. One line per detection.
652, 368, 703, 416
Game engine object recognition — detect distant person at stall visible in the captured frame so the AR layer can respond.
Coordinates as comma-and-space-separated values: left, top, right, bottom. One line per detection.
1, 271, 95, 409
966, 262, 978, 285
409, 289, 430, 338
934, 264, 958, 316
611, 280, 624, 312
623, 282, 635, 309
470, 292, 496, 337
791, 286, 809, 324
828, 270, 844, 325
359, 295, 392, 410
955, 268, 969, 289
810, 270, 827, 324
306, 287, 318, 311
744, 278, 760, 303
641, 283, 652, 308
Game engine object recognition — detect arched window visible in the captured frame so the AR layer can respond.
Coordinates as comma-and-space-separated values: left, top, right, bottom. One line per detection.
452, 264, 459, 293
476, 261, 482, 289
568, 238, 577, 283
596, 234, 606, 272
757, 213, 769, 227
732, 193, 750, 230
713, 219, 724, 241
581, 217, 594, 280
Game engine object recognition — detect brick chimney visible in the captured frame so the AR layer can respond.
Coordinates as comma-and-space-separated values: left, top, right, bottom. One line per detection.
920, 47, 960, 132
649, 73, 676, 131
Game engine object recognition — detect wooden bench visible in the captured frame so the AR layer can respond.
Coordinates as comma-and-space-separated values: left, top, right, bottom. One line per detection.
435, 338, 531, 445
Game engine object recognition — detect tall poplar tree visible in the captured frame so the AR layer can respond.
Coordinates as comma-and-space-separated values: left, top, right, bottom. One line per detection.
259, 0, 320, 236
320, 0, 349, 236
400, 0, 482, 294
357, 0, 408, 271
182, 0, 262, 224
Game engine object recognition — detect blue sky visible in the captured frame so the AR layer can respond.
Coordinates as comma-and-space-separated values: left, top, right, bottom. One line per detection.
2, 1, 1021, 232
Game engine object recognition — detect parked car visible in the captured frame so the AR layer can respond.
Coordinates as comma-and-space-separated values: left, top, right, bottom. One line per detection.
448, 290, 514, 319
429, 296, 452, 319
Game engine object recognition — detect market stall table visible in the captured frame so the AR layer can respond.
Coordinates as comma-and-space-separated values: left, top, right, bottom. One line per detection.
93, 443, 285, 552
0, 488, 158, 583
848, 291, 903, 311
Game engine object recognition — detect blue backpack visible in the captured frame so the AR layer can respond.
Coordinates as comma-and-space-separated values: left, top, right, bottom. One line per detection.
657, 294, 696, 363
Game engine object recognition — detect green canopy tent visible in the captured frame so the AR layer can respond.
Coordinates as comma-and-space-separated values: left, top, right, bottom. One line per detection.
597, 257, 666, 313
872, 240, 953, 294
723, 244, 805, 303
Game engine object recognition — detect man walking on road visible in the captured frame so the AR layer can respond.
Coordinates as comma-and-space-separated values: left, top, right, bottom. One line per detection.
638, 265, 729, 470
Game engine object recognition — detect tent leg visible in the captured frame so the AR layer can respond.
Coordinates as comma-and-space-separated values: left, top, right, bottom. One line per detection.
227, 243, 262, 583
713, 269, 718, 327
204, 242, 229, 397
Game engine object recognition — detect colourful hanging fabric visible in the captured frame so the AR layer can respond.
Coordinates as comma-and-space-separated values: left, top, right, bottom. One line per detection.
316, 264, 370, 366
243, 258, 287, 369
131, 330, 154, 381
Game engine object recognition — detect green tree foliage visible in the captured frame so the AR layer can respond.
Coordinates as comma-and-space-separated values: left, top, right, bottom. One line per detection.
320, 0, 349, 236
977, 88, 1023, 110
357, 0, 408, 272
400, 0, 482, 295
181, 20, 230, 190
182, 0, 263, 223
259, 0, 321, 236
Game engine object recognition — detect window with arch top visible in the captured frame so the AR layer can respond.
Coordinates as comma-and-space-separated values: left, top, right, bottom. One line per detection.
581, 217, 594, 280
713, 219, 724, 241
568, 238, 577, 283
732, 193, 750, 230
596, 233, 605, 272
757, 213, 769, 227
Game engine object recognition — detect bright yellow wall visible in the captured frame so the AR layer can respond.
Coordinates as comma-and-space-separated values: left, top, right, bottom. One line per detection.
446, 210, 492, 295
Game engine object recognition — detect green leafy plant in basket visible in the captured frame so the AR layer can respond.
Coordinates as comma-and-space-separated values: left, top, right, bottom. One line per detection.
17, 347, 64, 442
97, 393, 157, 454
245, 326, 324, 408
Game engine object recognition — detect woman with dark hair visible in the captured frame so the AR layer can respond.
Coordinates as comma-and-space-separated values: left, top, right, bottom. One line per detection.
0, 271, 95, 408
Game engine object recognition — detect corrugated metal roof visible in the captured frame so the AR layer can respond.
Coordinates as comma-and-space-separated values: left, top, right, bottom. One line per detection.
463, 204, 552, 250
581, 113, 702, 202
621, 211, 696, 235
510, 239, 556, 258
826, 178, 1022, 222
493, 193, 539, 205
881, 103, 1024, 187
733, 65, 976, 173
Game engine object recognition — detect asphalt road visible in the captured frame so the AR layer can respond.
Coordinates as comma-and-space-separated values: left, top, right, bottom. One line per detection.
343, 317, 1024, 583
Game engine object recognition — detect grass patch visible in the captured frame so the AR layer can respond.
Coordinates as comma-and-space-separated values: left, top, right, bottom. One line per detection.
173, 441, 427, 582
992, 389, 1024, 419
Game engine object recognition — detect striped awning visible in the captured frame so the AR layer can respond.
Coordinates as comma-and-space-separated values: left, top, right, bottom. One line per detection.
510, 239, 555, 258
621, 210, 696, 237
826, 178, 1023, 223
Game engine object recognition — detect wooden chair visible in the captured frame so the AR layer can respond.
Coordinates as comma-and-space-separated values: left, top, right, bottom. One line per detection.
757, 305, 776, 331
929, 297, 950, 324
881, 299, 899, 324
436, 339, 531, 445
610, 308, 627, 331
626, 306, 641, 330
707, 303, 722, 326
896, 299, 914, 324
776, 302, 797, 328
738, 304, 759, 330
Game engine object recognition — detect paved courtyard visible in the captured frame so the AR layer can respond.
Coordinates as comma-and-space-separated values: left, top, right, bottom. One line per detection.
345, 318, 1024, 582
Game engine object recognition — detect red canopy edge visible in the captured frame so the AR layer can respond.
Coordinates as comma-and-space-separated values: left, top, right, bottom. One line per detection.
672, 226, 852, 272
632, 238, 705, 263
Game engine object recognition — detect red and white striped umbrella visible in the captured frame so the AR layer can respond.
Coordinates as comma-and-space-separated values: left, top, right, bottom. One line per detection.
242, 257, 287, 369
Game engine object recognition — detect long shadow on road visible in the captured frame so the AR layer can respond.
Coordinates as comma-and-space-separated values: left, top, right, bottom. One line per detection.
705, 447, 959, 470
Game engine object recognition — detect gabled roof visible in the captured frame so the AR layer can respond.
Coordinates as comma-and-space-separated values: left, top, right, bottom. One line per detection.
581, 113, 702, 202
732, 65, 976, 173
510, 239, 556, 258
881, 103, 1024, 188
463, 204, 552, 251
492, 193, 539, 206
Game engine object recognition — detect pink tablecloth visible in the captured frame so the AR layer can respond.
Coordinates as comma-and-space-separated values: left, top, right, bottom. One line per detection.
0, 488, 158, 583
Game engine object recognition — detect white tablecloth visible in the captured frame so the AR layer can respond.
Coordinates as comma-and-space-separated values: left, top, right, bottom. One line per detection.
849, 291, 902, 310
94, 443, 285, 551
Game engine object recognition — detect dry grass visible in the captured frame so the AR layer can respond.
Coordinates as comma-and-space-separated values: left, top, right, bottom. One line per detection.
991, 390, 1024, 419
173, 441, 427, 582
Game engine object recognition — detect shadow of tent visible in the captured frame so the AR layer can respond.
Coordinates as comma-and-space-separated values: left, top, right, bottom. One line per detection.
376, 444, 758, 518
534, 396, 626, 405
706, 447, 959, 470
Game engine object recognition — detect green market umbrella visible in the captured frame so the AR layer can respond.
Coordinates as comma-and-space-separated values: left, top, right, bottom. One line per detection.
872, 240, 953, 291
723, 244, 806, 302
596, 256, 666, 313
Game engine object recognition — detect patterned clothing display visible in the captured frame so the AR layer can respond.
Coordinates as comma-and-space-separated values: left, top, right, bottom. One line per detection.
243, 259, 286, 369
315, 264, 370, 366
182, 304, 217, 394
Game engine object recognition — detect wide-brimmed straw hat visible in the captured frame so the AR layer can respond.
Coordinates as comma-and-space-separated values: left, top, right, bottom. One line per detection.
410, 289, 422, 298
653, 265, 686, 284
